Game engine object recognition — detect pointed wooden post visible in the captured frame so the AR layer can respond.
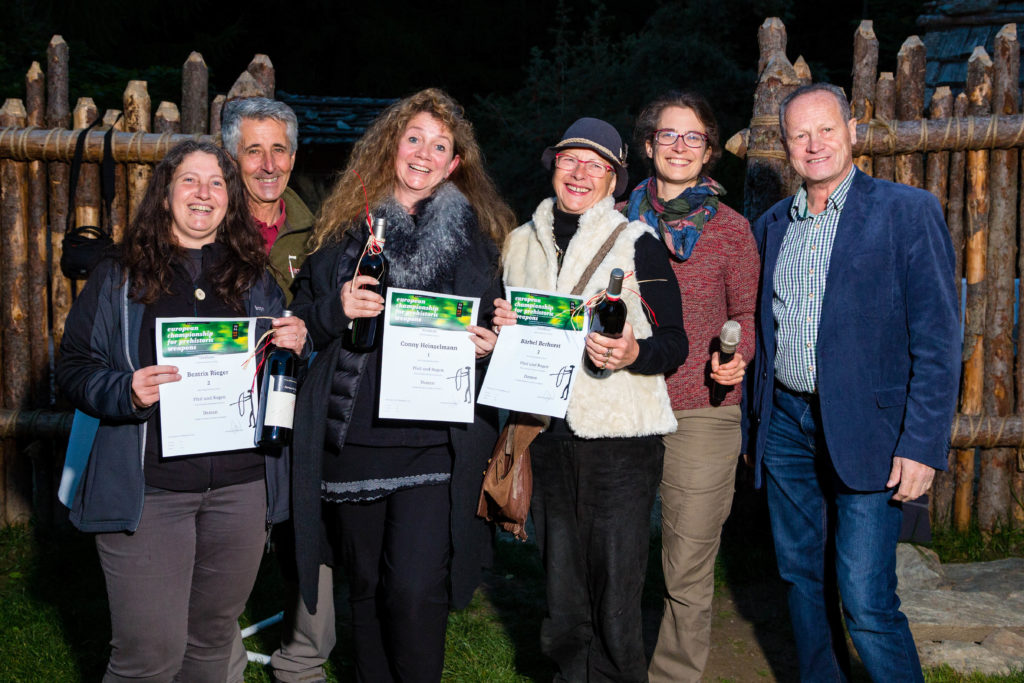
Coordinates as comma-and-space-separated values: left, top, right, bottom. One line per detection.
155, 101, 181, 134
103, 110, 128, 241
72, 98, 101, 231
895, 36, 926, 188
25, 62, 49, 408
247, 54, 275, 99
852, 20, 878, 176
927, 86, 955, 528
46, 35, 73, 352
743, 18, 801, 222
0, 99, 34, 524
987, 24, 1024, 533
123, 80, 152, 223
873, 73, 895, 181
181, 51, 208, 135
210, 94, 226, 136
956, 48, 994, 532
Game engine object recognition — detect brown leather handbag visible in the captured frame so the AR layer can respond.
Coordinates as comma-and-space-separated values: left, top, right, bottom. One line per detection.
476, 412, 544, 541
476, 221, 629, 541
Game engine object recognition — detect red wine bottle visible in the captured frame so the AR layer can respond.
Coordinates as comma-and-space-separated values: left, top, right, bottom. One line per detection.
350, 217, 388, 352
584, 268, 626, 379
257, 310, 298, 448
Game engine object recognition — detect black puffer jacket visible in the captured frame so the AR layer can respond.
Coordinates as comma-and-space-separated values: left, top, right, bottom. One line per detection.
289, 186, 501, 613
56, 252, 290, 533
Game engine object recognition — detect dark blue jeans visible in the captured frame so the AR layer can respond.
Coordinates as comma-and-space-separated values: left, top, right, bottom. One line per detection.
531, 434, 664, 683
762, 385, 923, 683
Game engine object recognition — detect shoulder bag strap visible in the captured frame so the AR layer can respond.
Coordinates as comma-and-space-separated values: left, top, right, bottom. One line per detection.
569, 221, 628, 296
65, 117, 102, 233
98, 114, 121, 237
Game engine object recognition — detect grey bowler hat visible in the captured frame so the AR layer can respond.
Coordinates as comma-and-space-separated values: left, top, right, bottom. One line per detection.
541, 117, 629, 196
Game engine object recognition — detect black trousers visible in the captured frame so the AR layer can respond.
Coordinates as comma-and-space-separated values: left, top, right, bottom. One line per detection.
531, 434, 664, 683
332, 481, 451, 683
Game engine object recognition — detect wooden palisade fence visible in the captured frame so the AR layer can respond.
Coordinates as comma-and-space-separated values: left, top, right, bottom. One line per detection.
730, 18, 1024, 533
0, 35, 277, 525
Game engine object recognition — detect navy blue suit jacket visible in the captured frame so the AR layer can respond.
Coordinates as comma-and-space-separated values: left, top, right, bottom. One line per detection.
747, 169, 960, 491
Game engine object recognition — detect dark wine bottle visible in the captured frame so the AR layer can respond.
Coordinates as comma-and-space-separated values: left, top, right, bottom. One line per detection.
350, 217, 388, 352
256, 310, 298, 448
584, 268, 627, 379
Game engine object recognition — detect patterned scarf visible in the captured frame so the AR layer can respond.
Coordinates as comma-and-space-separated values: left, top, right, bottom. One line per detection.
624, 175, 725, 261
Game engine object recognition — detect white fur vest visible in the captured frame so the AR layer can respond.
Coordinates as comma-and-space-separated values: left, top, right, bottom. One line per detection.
503, 196, 676, 438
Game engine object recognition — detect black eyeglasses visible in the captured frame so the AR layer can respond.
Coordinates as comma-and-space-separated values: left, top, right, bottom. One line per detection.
653, 130, 709, 148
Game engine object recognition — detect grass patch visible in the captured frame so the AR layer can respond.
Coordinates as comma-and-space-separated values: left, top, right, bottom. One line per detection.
3, 505, 1023, 682
929, 523, 1024, 564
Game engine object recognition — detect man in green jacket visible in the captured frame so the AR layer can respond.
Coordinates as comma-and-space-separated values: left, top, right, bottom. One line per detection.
222, 97, 332, 683
222, 97, 315, 302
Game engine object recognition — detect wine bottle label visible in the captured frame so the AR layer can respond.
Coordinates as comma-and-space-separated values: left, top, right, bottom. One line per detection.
264, 375, 297, 428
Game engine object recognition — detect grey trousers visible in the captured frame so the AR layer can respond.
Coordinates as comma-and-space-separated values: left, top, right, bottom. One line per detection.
95, 480, 267, 683
648, 406, 740, 683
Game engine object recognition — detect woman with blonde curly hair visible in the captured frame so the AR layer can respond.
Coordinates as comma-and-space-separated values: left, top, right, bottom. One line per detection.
289, 88, 514, 682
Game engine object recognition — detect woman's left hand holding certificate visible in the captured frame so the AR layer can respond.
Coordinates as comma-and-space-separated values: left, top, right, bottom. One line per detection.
131, 365, 181, 409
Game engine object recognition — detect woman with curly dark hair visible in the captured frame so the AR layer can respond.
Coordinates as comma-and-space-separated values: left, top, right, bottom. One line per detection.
289, 87, 514, 682
57, 140, 306, 682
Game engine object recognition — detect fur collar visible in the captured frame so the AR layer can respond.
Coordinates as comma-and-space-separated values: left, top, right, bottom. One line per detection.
371, 182, 474, 290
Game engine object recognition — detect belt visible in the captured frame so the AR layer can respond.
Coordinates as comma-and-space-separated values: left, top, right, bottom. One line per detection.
774, 380, 817, 402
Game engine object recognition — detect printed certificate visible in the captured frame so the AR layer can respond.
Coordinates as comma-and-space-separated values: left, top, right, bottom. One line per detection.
478, 287, 587, 418
378, 288, 480, 423
155, 317, 258, 457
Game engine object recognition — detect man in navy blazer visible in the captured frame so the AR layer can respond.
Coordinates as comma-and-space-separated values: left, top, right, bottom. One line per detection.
746, 83, 960, 682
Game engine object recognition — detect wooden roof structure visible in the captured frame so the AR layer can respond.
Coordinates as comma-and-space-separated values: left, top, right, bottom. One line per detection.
276, 91, 396, 145
919, 0, 1024, 97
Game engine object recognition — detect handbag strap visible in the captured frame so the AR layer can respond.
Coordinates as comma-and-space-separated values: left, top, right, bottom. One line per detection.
569, 221, 628, 296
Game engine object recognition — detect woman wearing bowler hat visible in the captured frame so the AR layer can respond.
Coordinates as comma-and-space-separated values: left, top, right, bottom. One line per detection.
493, 117, 688, 682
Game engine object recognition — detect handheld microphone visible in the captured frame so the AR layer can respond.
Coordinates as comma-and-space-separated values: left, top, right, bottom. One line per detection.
711, 320, 741, 405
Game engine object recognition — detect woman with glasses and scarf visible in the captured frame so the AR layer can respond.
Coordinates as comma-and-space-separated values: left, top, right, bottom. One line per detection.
621, 92, 759, 683
493, 117, 687, 682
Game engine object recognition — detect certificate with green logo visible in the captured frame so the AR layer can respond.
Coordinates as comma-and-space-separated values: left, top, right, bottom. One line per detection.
478, 287, 587, 418
155, 317, 257, 457
379, 288, 480, 423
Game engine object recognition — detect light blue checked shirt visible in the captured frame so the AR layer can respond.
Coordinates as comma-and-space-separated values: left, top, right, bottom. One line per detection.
773, 167, 857, 393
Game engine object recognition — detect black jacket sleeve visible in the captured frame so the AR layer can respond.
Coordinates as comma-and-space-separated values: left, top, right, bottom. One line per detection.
627, 232, 688, 375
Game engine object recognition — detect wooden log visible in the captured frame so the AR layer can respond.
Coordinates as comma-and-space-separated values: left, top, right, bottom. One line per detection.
0, 100, 34, 524
227, 72, 264, 100
955, 48, 994, 532
993, 24, 1023, 532
0, 126, 216, 162
925, 87, 953, 211
873, 72, 895, 181
928, 86, 956, 529
46, 35, 72, 353
852, 20, 878, 175
72, 98, 101, 231
949, 93, 969, 303
210, 95, 226, 136
103, 110, 128, 241
181, 52, 208, 135
123, 81, 152, 224
757, 17, 787, 75
979, 34, 1015, 533
247, 54, 275, 99
155, 101, 181, 134
951, 415, 1024, 447
895, 36, 926, 188
792, 56, 811, 84
742, 48, 801, 222
25, 62, 49, 408
947, 93, 970, 530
